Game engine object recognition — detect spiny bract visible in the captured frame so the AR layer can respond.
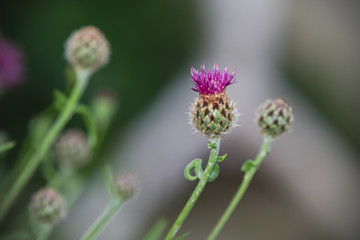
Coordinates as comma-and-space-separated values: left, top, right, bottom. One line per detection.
257, 98, 293, 138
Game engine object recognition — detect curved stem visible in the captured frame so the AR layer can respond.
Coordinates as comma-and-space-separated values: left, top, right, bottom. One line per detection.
207, 137, 273, 240
165, 138, 221, 240
0, 70, 90, 221
80, 199, 123, 240
76, 104, 97, 149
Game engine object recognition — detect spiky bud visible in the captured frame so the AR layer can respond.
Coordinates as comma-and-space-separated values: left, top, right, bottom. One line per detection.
257, 98, 293, 138
55, 129, 90, 169
189, 64, 237, 139
29, 188, 67, 225
113, 171, 138, 200
65, 26, 110, 73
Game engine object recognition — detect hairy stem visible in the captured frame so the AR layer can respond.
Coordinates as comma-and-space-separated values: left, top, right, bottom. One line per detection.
207, 137, 273, 240
165, 138, 221, 240
0, 70, 90, 221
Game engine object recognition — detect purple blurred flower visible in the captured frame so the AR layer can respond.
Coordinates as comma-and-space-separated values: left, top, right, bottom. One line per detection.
191, 64, 236, 95
0, 37, 24, 91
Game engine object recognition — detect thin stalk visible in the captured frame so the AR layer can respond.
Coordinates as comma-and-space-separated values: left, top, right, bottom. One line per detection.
165, 138, 221, 240
142, 217, 168, 240
36, 225, 52, 240
0, 141, 15, 154
0, 70, 90, 221
80, 199, 123, 240
207, 137, 273, 240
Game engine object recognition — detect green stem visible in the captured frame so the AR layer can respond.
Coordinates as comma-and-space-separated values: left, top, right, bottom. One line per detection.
142, 217, 168, 240
80, 199, 123, 240
207, 137, 273, 240
36, 225, 52, 240
0, 70, 90, 221
165, 138, 221, 240
48, 168, 74, 189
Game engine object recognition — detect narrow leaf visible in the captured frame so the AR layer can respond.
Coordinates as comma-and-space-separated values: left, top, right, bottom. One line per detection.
0, 141, 15, 154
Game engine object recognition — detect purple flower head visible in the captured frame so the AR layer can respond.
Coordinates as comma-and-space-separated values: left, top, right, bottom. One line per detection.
191, 64, 236, 95
0, 37, 24, 90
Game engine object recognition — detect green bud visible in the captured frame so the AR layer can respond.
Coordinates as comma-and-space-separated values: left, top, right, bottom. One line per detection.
29, 188, 67, 225
113, 171, 138, 200
55, 129, 90, 169
257, 98, 293, 138
190, 92, 236, 139
91, 90, 118, 127
65, 26, 110, 73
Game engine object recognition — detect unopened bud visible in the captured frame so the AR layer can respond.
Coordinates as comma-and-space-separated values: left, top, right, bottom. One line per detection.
113, 171, 138, 200
55, 129, 90, 169
257, 98, 293, 138
29, 188, 67, 225
91, 90, 118, 126
65, 26, 110, 73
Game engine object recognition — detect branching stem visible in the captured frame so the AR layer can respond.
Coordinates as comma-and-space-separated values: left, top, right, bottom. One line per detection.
0, 70, 90, 221
165, 138, 221, 240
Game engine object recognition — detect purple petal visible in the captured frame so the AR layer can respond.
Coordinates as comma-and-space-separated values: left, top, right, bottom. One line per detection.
190, 64, 237, 95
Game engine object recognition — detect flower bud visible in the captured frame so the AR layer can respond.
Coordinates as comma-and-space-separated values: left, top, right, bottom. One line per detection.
91, 90, 118, 126
29, 188, 67, 225
189, 64, 237, 139
65, 26, 110, 73
55, 129, 90, 169
113, 171, 138, 200
257, 98, 293, 138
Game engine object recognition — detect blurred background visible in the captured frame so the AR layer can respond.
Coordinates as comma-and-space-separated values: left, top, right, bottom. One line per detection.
1, 0, 360, 239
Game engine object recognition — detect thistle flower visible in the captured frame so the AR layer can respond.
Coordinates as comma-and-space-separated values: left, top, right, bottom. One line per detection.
257, 98, 293, 138
190, 64, 237, 139
0, 37, 24, 92
113, 171, 138, 200
29, 188, 67, 225
54, 129, 90, 169
65, 26, 110, 73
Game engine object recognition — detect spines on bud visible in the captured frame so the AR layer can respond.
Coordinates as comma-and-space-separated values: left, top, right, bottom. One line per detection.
54, 129, 90, 169
113, 171, 138, 200
190, 92, 235, 139
257, 98, 293, 138
65, 26, 110, 73
29, 188, 67, 225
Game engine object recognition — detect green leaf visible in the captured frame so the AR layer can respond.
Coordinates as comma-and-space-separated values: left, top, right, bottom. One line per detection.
0, 141, 15, 154
208, 142, 217, 150
241, 160, 257, 172
176, 232, 191, 240
208, 163, 220, 182
217, 154, 227, 162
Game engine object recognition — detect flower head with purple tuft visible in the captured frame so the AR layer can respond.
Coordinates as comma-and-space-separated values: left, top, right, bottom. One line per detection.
190, 64, 237, 139
191, 64, 236, 95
